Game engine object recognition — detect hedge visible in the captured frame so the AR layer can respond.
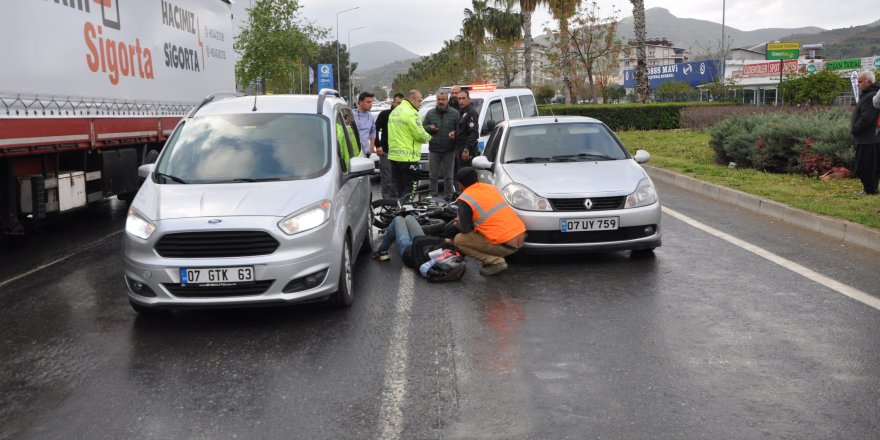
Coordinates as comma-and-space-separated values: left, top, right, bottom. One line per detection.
537, 102, 727, 131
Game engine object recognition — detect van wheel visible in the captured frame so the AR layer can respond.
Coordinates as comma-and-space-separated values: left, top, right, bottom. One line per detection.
328, 239, 354, 308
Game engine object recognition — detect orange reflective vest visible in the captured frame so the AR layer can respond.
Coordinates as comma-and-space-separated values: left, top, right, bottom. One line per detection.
458, 182, 526, 245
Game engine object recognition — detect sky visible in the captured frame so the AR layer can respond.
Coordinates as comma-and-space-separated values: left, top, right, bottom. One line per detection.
231, 0, 879, 56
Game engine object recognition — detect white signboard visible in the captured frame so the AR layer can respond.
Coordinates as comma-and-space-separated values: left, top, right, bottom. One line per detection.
0, 0, 235, 105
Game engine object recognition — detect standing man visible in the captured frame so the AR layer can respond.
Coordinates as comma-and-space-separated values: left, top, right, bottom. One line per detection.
453, 167, 526, 276
448, 85, 462, 111
423, 92, 459, 198
853, 71, 880, 195
454, 90, 480, 179
388, 90, 432, 199
376, 93, 404, 199
353, 91, 377, 156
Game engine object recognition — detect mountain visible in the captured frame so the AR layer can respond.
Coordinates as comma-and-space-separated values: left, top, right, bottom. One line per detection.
778, 21, 880, 59
357, 57, 421, 92
615, 7, 824, 53
351, 41, 420, 71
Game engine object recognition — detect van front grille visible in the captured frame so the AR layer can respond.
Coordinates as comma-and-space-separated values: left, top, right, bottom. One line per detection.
155, 231, 279, 258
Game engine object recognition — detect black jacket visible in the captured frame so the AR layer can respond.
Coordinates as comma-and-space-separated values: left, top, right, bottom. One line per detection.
851, 83, 880, 145
423, 106, 460, 153
454, 103, 479, 155
375, 108, 393, 149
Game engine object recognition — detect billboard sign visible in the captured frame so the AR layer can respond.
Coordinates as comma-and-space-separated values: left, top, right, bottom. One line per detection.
739, 60, 798, 77
317, 64, 334, 91
825, 58, 862, 71
623, 60, 720, 89
767, 42, 800, 61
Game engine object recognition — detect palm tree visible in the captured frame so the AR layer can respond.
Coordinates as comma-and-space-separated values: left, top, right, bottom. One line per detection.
630, 0, 649, 102
518, 0, 546, 88
463, 0, 492, 80
547, 0, 578, 103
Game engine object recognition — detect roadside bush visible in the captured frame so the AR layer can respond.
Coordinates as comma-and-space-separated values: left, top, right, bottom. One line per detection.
537, 102, 726, 131
680, 105, 834, 130
709, 109, 853, 174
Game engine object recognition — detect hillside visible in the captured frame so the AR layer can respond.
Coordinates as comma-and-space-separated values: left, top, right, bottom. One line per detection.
351, 41, 420, 71
615, 7, 824, 52
357, 57, 421, 91
779, 20, 880, 59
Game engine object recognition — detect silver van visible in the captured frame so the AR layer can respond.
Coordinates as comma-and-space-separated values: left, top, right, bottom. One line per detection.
122, 91, 374, 314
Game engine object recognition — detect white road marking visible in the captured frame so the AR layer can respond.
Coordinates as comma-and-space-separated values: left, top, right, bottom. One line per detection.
378, 267, 415, 439
663, 207, 880, 311
0, 230, 122, 289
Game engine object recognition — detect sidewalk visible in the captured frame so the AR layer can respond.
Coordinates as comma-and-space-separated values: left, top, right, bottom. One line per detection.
646, 166, 880, 254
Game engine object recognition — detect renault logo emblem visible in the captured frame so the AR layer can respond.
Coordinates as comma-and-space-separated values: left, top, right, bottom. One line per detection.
208, 219, 222, 224
584, 199, 593, 210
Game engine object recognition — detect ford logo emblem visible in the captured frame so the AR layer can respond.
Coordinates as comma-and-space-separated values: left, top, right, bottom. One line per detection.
584, 199, 593, 210
208, 219, 222, 224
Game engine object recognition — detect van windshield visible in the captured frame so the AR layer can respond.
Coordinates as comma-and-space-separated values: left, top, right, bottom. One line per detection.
155, 114, 330, 184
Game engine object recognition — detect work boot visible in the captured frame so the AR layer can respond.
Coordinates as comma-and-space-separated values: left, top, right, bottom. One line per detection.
479, 261, 508, 276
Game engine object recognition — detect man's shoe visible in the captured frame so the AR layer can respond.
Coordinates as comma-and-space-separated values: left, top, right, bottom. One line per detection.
372, 251, 390, 261
479, 262, 508, 276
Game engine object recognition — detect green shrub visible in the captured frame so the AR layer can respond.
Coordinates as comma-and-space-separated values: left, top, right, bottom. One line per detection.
708, 109, 853, 174
537, 102, 726, 131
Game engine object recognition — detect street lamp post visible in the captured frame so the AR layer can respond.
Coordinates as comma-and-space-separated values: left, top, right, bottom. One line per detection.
336, 6, 359, 95
348, 26, 365, 104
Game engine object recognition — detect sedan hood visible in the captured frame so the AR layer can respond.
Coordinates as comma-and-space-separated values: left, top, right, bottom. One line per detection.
136, 180, 332, 220
501, 161, 647, 196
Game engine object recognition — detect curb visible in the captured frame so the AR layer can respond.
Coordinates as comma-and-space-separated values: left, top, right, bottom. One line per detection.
645, 166, 880, 254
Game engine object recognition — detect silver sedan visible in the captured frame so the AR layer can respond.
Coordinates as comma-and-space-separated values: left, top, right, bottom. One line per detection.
471, 116, 661, 254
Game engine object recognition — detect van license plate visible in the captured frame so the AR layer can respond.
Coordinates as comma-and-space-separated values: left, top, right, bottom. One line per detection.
179, 266, 254, 286
560, 217, 618, 232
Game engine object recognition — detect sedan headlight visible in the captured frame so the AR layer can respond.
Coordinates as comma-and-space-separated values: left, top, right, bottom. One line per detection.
501, 183, 552, 211
625, 178, 658, 208
125, 208, 156, 240
278, 200, 331, 235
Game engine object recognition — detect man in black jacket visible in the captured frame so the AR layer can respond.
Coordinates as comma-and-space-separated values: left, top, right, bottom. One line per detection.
423, 92, 459, 198
453, 90, 479, 180
375, 93, 404, 199
852, 71, 880, 195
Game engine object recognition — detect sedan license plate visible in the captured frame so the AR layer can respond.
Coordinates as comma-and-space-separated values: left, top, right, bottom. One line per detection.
560, 217, 618, 232
179, 266, 254, 286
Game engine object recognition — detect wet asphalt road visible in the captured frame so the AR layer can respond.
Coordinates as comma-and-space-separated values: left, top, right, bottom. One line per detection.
1, 182, 879, 440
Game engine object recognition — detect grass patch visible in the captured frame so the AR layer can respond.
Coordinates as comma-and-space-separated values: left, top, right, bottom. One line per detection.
617, 129, 880, 229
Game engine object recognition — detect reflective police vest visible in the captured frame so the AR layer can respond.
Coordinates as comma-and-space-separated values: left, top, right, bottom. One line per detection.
458, 182, 526, 245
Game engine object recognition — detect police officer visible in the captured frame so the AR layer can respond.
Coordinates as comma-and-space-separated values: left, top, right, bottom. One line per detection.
453, 90, 479, 178
388, 90, 432, 199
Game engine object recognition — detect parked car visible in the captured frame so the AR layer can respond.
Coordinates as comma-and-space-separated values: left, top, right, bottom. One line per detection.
417, 85, 539, 178
122, 91, 375, 314
471, 116, 662, 254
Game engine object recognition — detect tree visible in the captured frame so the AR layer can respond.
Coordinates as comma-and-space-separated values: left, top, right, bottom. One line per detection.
779, 70, 850, 106
654, 80, 697, 102
547, 0, 578, 103
518, 0, 547, 88
629, 0, 649, 103
308, 41, 356, 96
234, 0, 325, 93
463, 0, 493, 80
548, 2, 622, 104
485, 39, 524, 87
485, 0, 524, 87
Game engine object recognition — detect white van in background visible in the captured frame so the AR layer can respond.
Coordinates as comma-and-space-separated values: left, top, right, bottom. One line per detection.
417, 85, 539, 174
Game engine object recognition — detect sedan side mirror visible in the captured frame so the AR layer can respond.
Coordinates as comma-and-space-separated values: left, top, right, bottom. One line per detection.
138, 163, 155, 179
634, 150, 651, 164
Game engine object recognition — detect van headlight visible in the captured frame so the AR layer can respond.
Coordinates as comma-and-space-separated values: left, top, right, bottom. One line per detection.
125, 208, 156, 239
501, 183, 552, 211
624, 178, 658, 208
278, 200, 331, 235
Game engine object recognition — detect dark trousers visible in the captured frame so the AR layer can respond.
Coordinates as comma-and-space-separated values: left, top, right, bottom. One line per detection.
389, 160, 420, 200
854, 143, 880, 194
379, 154, 394, 199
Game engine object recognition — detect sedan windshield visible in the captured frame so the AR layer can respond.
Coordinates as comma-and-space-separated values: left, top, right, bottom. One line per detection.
502, 122, 628, 164
155, 113, 330, 184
